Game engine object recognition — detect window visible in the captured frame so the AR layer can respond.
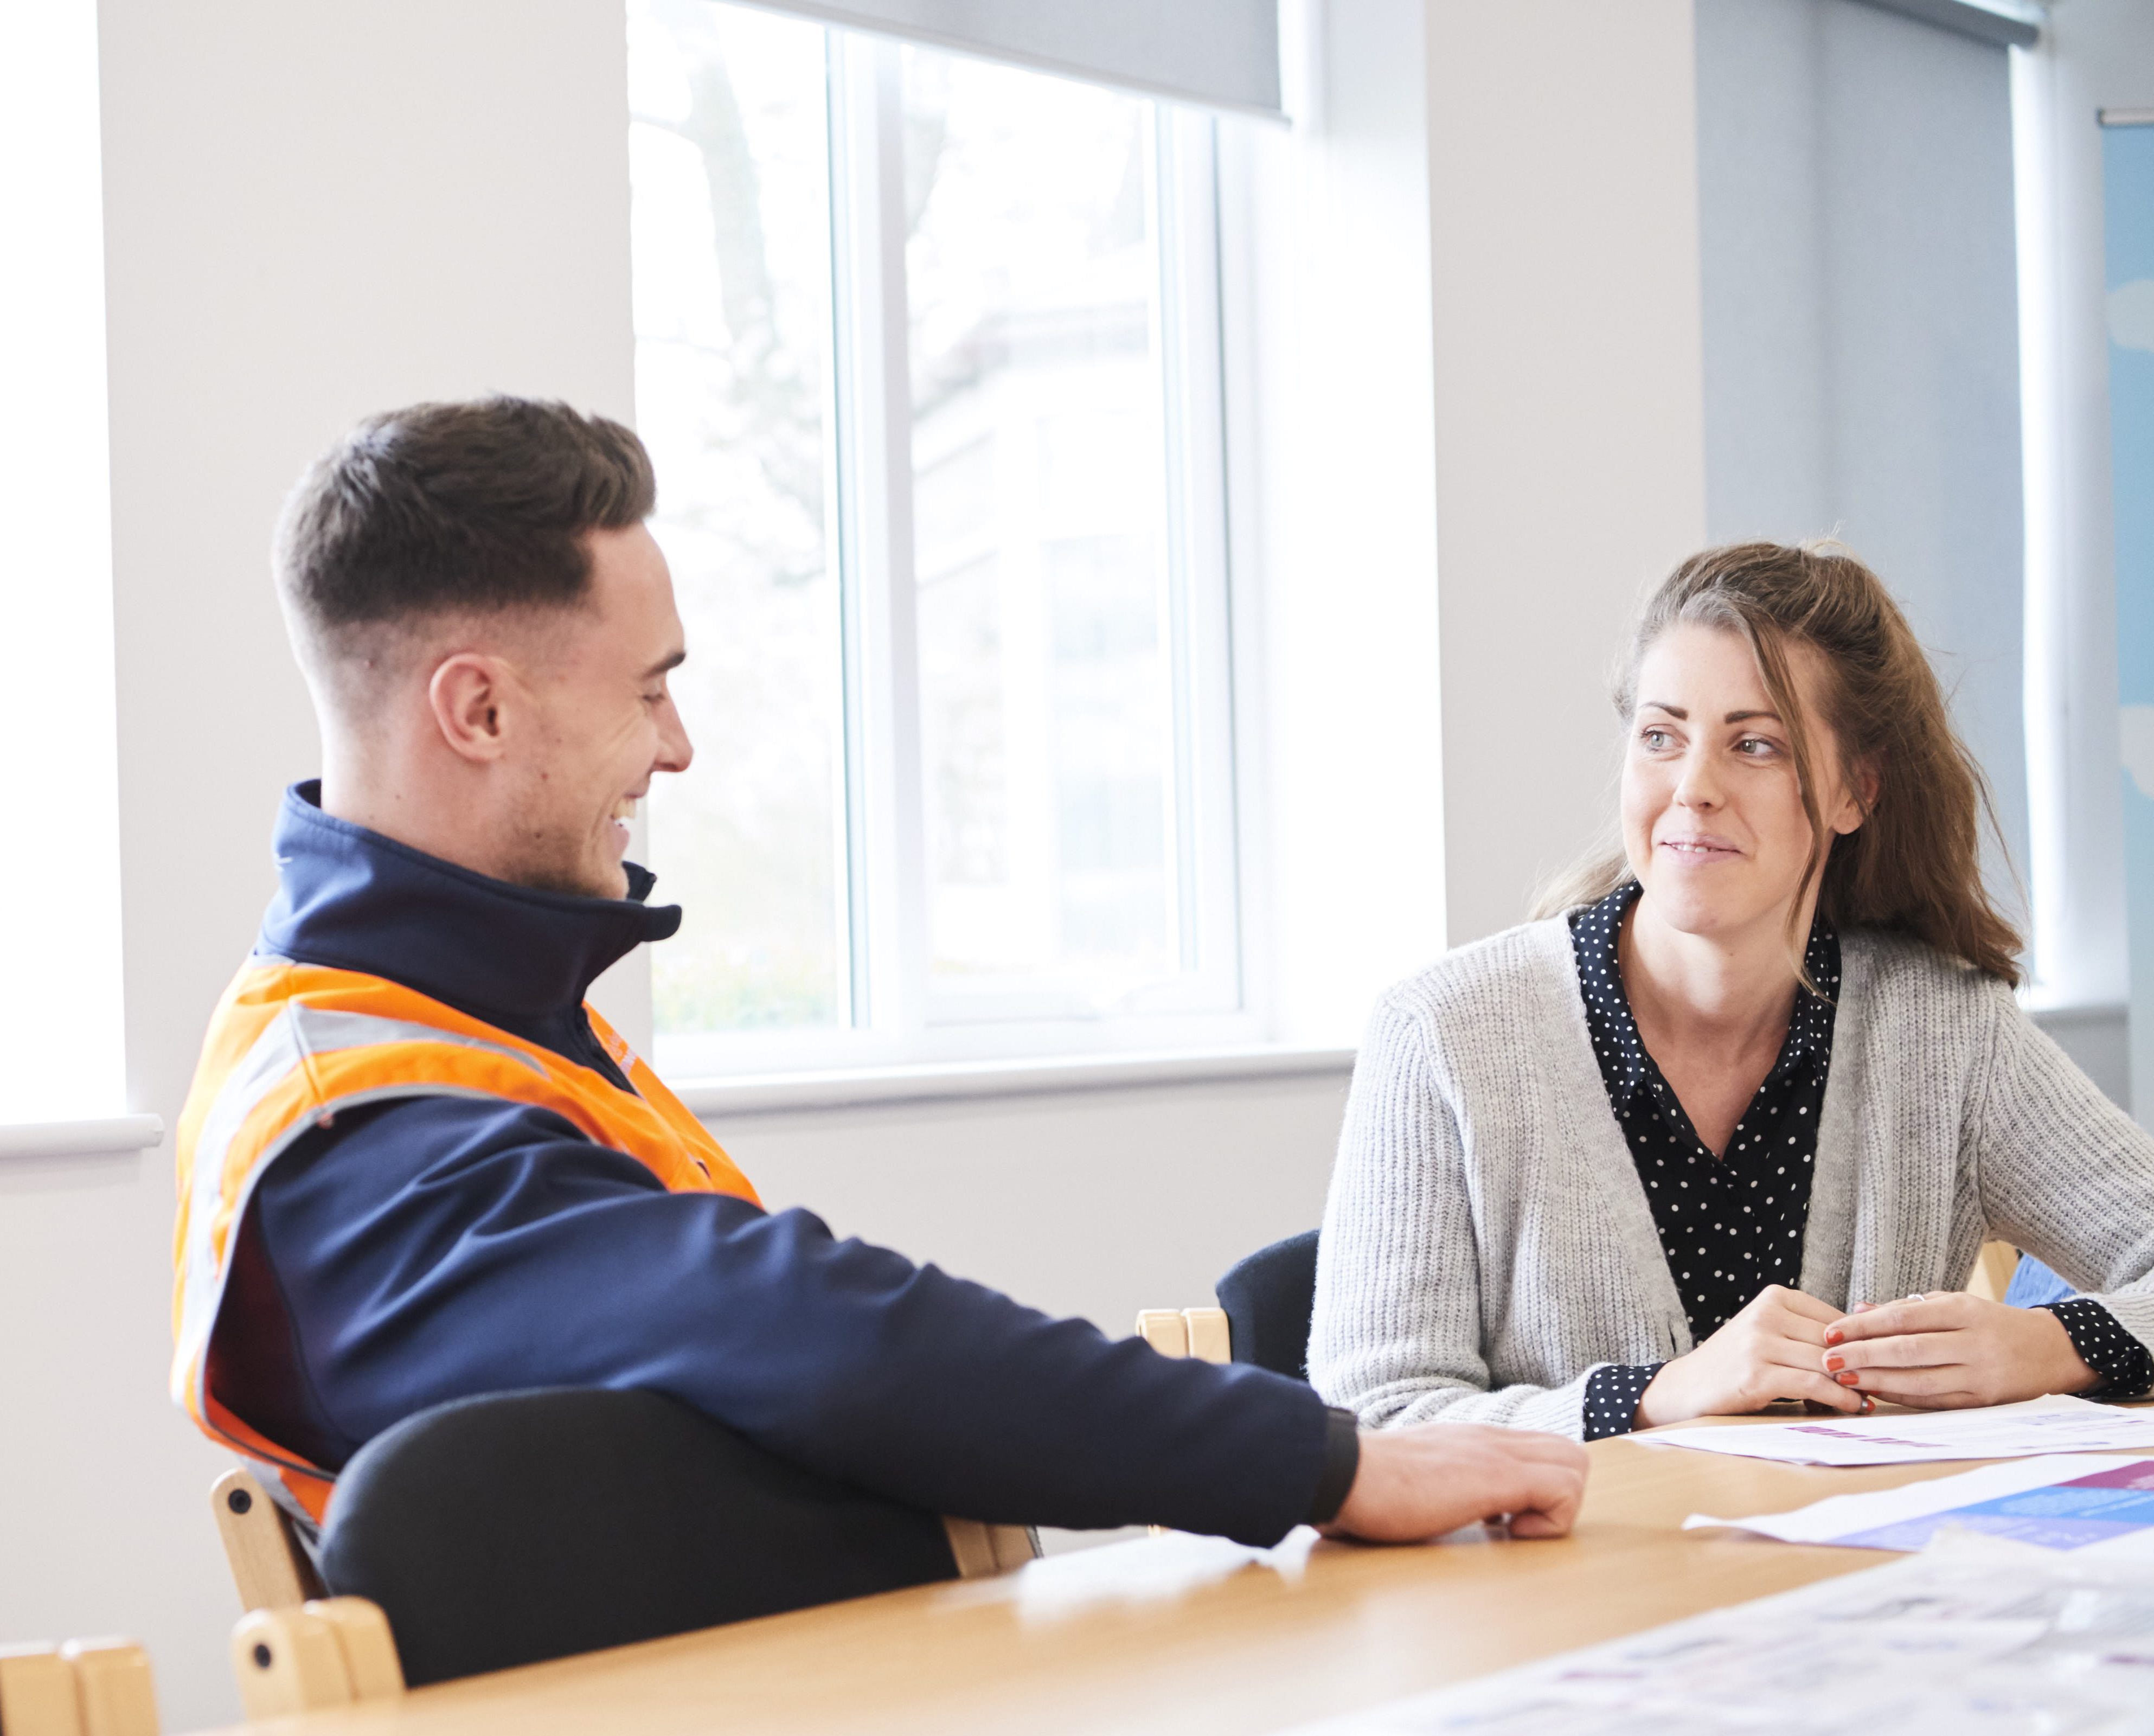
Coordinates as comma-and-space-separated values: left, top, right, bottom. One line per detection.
0, 0, 124, 1124
629, 1, 1242, 1078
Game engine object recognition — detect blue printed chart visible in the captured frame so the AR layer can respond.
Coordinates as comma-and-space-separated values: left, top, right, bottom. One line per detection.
1688, 1452, 2154, 1559
1838, 1457, 2154, 1552
2111, 122, 2154, 1113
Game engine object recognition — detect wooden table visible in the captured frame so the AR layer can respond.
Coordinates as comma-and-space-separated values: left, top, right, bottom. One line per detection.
196, 1421, 1997, 1735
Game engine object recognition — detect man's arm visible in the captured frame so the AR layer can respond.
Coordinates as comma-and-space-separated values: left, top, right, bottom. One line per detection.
229, 1095, 1339, 1545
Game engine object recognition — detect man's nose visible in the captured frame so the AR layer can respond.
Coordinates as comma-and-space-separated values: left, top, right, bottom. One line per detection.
656, 700, 693, 774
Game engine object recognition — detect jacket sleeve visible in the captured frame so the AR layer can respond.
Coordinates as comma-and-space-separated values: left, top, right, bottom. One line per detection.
228, 1095, 1333, 1546
1972, 984, 2154, 1354
1307, 994, 1594, 1439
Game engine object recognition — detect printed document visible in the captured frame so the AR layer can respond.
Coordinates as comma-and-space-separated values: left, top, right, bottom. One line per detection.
1278, 1548, 2154, 1734
1687, 1452, 2154, 1556
1638, 1394, 2154, 1465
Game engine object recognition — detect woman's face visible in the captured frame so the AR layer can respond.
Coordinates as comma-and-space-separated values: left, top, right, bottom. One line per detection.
1621, 623, 1864, 945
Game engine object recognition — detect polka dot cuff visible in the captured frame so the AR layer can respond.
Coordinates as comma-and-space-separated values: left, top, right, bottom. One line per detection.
1582, 1362, 1663, 1440
2041, 1298, 2154, 1400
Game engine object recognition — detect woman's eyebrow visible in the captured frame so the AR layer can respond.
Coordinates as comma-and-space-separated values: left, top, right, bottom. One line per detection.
1639, 700, 1685, 718
1724, 708, 1781, 724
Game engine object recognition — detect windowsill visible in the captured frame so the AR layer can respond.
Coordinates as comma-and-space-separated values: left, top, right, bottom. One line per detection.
672, 1045, 1357, 1119
0, 1113, 165, 1162
2023, 997, 2129, 1024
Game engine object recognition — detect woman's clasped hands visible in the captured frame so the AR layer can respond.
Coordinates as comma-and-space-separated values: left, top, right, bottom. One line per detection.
1632, 1283, 2101, 1429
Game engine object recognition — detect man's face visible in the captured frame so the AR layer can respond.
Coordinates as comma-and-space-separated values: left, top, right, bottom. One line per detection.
495, 524, 693, 899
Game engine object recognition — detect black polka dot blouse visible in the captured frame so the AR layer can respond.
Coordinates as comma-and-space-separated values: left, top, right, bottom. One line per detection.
1569, 880, 2150, 1440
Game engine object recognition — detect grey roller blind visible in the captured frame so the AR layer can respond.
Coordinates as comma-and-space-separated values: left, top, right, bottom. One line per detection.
741, 0, 1282, 116
1848, 0, 2040, 51
1696, 0, 2028, 910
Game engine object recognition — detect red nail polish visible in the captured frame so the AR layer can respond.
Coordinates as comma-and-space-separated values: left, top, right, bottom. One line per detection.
1837, 1370, 1860, 1384
1824, 1354, 1844, 1371
1824, 1328, 1843, 1346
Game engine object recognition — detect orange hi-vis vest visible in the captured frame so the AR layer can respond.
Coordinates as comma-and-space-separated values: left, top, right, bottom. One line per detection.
171, 956, 760, 1522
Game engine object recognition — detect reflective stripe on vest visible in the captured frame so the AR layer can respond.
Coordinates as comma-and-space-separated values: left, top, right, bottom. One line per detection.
171, 957, 759, 1521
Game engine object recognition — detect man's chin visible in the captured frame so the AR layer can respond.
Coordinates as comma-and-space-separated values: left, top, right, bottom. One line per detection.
497, 853, 629, 902
579, 858, 632, 901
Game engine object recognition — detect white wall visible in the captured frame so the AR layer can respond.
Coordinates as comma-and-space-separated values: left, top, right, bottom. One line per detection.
1236, 0, 1714, 1029
1425, 0, 1712, 945
720, 1074, 1347, 1333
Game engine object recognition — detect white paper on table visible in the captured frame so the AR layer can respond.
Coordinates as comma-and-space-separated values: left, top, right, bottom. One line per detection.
1274, 1547, 2154, 1735
1682, 1452, 2154, 1556
1636, 1393, 2154, 1465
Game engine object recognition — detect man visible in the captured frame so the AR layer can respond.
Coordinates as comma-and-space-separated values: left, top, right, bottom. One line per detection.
172, 396, 1585, 1552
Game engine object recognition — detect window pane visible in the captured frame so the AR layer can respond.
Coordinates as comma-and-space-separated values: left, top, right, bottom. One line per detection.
902, 52, 1182, 1004
0, 0, 123, 1120
630, 1, 848, 1045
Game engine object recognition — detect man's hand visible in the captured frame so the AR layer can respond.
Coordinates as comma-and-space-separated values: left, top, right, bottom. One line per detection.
1820, 1292, 2098, 1410
1634, 1285, 1865, 1428
1324, 1423, 1588, 1543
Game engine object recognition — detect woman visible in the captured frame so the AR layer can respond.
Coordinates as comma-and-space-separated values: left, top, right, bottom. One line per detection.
1309, 542, 2154, 1441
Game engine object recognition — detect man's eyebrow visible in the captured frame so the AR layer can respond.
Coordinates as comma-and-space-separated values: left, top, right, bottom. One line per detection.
642, 648, 687, 679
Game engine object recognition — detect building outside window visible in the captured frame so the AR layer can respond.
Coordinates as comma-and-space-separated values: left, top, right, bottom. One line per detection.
627, 0, 1241, 1081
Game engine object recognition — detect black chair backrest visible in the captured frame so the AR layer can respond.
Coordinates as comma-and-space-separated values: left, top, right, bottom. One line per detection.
1214, 1229, 1319, 1380
319, 1387, 958, 1686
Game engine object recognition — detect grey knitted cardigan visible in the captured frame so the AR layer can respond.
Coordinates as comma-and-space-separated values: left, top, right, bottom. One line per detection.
1307, 917, 2154, 1439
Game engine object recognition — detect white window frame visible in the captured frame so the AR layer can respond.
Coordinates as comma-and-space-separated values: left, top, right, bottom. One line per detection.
650, 20, 1259, 1085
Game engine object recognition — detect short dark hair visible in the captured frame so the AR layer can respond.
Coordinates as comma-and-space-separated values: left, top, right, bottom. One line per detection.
275, 396, 655, 650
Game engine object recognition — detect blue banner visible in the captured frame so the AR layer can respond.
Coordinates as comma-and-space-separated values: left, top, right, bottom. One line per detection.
2111, 125, 2154, 1117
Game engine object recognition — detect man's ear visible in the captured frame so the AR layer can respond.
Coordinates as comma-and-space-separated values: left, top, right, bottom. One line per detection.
427, 653, 515, 764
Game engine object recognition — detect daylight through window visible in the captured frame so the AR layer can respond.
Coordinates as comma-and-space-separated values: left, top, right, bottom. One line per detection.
629, 1, 1241, 1076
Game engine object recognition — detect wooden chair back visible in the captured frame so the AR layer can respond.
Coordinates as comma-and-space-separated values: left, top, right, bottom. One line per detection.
1134, 1306, 1232, 1363
210, 1432, 1031, 1710
211, 1468, 405, 1717
210, 1468, 325, 1612
941, 1518, 1040, 1576
1966, 1241, 2021, 1304
229, 1598, 403, 1720
0, 1640, 159, 1736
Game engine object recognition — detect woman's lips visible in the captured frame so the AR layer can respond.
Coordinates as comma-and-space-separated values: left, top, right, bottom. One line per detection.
1658, 837, 1741, 862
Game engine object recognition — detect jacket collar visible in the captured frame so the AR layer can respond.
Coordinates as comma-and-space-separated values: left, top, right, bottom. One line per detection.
259, 781, 679, 1021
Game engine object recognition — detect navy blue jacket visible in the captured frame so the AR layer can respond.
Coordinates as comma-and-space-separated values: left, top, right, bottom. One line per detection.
209, 784, 1342, 1546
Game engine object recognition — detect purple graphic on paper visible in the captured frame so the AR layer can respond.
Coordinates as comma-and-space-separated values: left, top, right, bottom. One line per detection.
1839, 1459, 2154, 1552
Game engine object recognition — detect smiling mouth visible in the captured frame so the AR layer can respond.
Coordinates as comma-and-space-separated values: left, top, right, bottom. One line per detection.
1660, 838, 1739, 860
611, 797, 638, 822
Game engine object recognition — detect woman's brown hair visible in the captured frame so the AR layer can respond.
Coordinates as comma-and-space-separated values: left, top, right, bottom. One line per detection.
1532, 540, 2023, 985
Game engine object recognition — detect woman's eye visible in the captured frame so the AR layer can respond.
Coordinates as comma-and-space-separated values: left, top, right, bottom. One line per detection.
1735, 736, 1777, 757
1639, 728, 1672, 750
